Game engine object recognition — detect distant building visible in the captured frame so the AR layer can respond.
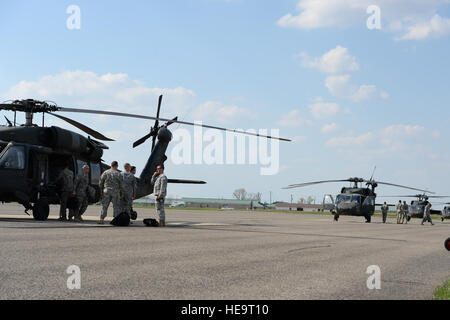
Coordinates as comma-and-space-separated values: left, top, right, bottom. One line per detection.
275, 202, 325, 212
181, 197, 254, 210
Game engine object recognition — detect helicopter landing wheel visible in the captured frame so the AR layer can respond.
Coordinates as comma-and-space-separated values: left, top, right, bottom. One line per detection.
442, 217, 445, 222
445, 238, 450, 251
365, 215, 371, 223
33, 198, 49, 221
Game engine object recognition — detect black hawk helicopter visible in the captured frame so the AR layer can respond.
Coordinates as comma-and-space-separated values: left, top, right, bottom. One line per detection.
0, 97, 290, 221
283, 175, 431, 223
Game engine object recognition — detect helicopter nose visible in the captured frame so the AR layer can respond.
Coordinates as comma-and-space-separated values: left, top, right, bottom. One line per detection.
158, 127, 173, 143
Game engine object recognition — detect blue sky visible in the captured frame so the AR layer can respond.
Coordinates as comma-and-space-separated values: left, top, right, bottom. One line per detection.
1, 0, 450, 205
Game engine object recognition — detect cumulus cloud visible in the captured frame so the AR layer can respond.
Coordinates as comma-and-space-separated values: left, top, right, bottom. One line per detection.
326, 124, 437, 155
321, 123, 338, 133
399, 14, 450, 40
325, 132, 374, 147
325, 75, 388, 102
191, 101, 255, 124
298, 46, 359, 73
278, 0, 450, 40
1, 70, 196, 116
308, 98, 340, 119
277, 109, 311, 127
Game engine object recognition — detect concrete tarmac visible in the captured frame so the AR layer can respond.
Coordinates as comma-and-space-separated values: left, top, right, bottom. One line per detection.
0, 204, 448, 300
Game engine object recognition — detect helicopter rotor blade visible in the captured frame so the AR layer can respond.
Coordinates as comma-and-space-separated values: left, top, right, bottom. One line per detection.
47, 112, 115, 141
380, 195, 450, 198
54, 107, 291, 141
283, 179, 353, 189
370, 181, 434, 194
133, 132, 154, 149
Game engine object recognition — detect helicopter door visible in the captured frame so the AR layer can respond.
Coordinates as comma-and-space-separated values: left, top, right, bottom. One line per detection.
323, 194, 335, 211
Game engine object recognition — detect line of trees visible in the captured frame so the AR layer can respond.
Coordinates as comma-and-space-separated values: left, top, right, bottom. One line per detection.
232, 188, 262, 202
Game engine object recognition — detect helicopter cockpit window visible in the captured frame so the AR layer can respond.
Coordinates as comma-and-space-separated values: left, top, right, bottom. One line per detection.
336, 195, 351, 204
363, 196, 375, 206
351, 195, 361, 204
0, 146, 25, 170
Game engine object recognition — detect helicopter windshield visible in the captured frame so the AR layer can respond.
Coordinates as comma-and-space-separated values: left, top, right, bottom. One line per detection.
336, 195, 351, 204
0, 146, 25, 170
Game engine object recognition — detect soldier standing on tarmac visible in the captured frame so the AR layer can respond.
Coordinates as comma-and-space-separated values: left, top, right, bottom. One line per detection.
152, 164, 168, 227
381, 202, 389, 223
98, 161, 123, 225
396, 200, 403, 224
73, 165, 90, 222
121, 163, 137, 215
57, 161, 75, 221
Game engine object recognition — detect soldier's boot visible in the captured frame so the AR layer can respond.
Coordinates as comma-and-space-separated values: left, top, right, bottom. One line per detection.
74, 214, 82, 222
59, 216, 67, 221
97, 219, 104, 225
159, 219, 165, 227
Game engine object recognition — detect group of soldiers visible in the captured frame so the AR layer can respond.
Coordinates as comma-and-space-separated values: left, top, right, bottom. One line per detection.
57, 161, 91, 222
57, 160, 168, 227
380, 200, 434, 225
98, 161, 138, 225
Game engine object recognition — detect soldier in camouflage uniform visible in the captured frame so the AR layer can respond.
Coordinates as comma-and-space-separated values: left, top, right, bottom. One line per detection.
57, 162, 75, 221
120, 163, 137, 215
402, 201, 409, 224
73, 165, 90, 222
152, 164, 168, 227
396, 200, 403, 224
98, 161, 123, 224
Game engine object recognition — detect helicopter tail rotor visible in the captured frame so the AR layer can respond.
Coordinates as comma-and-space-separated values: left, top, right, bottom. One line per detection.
132, 95, 179, 149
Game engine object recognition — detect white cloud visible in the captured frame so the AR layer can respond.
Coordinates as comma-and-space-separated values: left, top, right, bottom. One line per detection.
381, 124, 425, 137
298, 46, 359, 73
399, 14, 450, 40
321, 123, 338, 133
325, 132, 374, 147
278, 0, 450, 40
277, 109, 311, 127
191, 101, 254, 124
325, 74, 388, 102
326, 124, 434, 154
2, 70, 196, 116
308, 98, 340, 119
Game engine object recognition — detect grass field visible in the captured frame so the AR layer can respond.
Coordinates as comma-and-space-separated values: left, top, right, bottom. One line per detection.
433, 280, 450, 300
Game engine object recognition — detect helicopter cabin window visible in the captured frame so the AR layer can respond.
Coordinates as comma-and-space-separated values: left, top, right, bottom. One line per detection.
90, 162, 101, 185
0, 146, 25, 170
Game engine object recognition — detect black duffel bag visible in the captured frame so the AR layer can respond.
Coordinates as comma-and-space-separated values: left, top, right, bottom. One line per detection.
143, 218, 159, 227
67, 196, 79, 210
110, 212, 130, 227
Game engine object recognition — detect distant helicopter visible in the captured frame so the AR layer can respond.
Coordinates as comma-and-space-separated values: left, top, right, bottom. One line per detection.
283, 175, 431, 223
381, 193, 449, 221
0, 97, 290, 221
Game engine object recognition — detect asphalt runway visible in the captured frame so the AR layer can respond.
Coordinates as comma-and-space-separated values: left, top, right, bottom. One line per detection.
0, 203, 448, 300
